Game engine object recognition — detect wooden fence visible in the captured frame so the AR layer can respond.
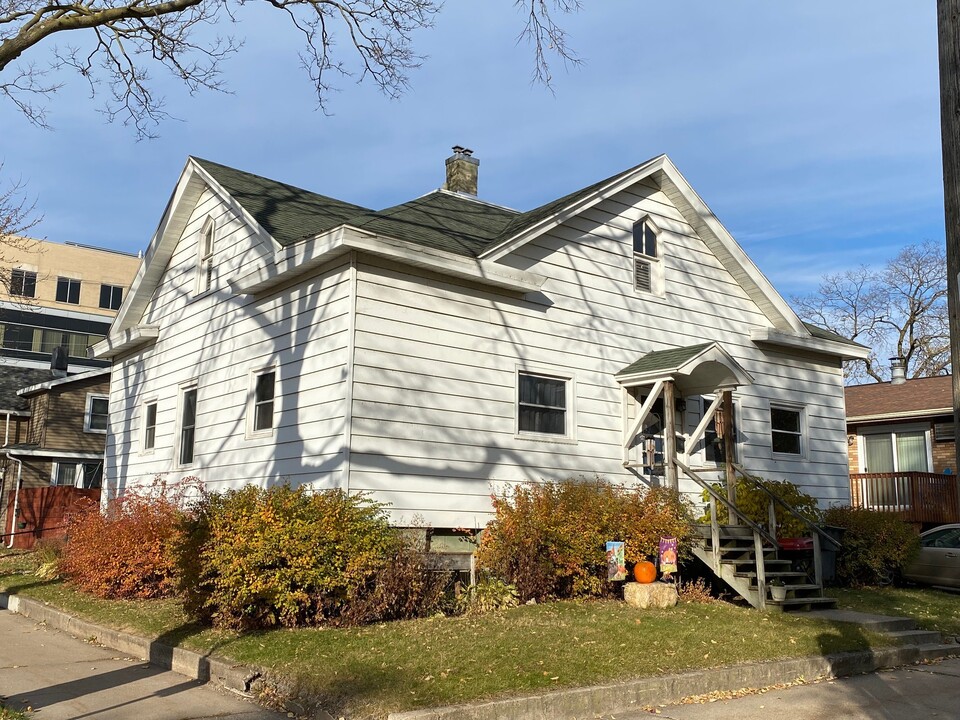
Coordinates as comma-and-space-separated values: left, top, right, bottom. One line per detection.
3, 487, 100, 549
850, 472, 960, 525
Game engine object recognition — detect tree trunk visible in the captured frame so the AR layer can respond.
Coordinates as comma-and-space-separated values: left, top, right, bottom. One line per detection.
938, 0, 960, 481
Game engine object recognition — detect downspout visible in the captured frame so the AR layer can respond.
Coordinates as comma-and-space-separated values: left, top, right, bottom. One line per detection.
4, 412, 10, 447
4, 453, 23, 549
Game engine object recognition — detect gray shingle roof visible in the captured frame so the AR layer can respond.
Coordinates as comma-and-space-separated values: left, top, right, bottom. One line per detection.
0, 367, 55, 412
617, 343, 715, 378
802, 322, 868, 350
194, 158, 372, 246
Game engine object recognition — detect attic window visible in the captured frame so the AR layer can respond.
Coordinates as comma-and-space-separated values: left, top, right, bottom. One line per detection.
632, 218, 662, 295
196, 217, 215, 295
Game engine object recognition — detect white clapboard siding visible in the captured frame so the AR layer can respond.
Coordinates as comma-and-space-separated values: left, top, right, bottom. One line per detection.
106, 187, 353, 497
347, 185, 850, 527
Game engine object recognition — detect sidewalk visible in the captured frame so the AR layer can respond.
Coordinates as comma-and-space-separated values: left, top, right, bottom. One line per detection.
615, 657, 960, 719
0, 609, 285, 720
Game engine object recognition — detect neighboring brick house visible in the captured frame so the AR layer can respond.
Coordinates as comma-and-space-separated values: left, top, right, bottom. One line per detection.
845, 374, 959, 527
1, 369, 108, 547
844, 375, 954, 475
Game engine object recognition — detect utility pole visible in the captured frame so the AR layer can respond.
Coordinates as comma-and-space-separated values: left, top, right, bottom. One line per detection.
938, 0, 960, 475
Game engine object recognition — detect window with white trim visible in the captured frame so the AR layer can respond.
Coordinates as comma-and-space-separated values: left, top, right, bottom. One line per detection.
56, 276, 81, 304
51, 461, 102, 489
10, 269, 36, 298
248, 369, 276, 436
142, 401, 158, 451
99, 283, 124, 310
84, 394, 109, 433
632, 218, 662, 294
517, 371, 571, 437
770, 405, 803, 456
178, 385, 198, 466
196, 218, 215, 295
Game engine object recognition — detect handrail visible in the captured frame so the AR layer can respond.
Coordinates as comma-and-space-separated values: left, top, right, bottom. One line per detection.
732, 463, 842, 551
674, 458, 777, 547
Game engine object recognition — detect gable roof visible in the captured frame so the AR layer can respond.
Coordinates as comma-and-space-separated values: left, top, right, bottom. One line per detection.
617, 343, 716, 377
102, 153, 863, 361
193, 158, 371, 246
845, 375, 953, 422
17, 368, 110, 398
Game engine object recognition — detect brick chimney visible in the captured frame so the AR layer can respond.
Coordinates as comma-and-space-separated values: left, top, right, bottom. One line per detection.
444, 146, 479, 196
890, 357, 907, 385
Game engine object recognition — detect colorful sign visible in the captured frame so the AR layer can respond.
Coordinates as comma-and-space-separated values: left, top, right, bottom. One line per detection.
659, 536, 678, 581
606, 541, 626, 581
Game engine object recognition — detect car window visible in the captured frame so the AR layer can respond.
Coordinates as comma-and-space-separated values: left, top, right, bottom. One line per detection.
922, 528, 960, 548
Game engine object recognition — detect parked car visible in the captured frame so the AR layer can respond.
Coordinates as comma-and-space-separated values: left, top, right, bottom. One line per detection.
902, 524, 960, 589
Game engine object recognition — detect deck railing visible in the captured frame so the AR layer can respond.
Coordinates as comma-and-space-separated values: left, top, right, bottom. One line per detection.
849, 472, 960, 525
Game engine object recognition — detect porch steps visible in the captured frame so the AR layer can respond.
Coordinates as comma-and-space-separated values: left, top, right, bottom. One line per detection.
691, 524, 837, 612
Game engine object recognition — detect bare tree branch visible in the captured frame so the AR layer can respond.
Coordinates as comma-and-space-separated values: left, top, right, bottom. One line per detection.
0, 164, 42, 299
792, 241, 949, 384
515, 0, 582, 87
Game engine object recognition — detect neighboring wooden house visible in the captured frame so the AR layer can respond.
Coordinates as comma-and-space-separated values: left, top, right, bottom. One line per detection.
1, 369, 107, 547
93, 150, 868, 540
845, 373, 959, 526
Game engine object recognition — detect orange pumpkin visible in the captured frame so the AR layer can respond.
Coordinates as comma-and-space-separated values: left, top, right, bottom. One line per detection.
633, 560, 657, 584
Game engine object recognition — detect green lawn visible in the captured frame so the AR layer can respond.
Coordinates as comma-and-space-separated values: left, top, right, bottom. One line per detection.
0, 552, 916, 719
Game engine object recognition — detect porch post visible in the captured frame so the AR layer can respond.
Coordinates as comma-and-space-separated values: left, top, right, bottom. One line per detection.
664, 380, 678, 490
723, 390, 736, 506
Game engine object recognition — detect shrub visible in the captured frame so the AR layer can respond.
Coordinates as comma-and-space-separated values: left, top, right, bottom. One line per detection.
60, 479, 192, 599
476, 477, 694, 601
33, 537, 66, 580
337, 538, 454, 626
701, 476, 822, 538
677, 577, 715, 604
823, 506, 920, 586
178, 484, 399, 629
456, 575, 520, 615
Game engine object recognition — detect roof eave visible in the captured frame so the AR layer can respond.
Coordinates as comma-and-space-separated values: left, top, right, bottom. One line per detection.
847, 408, 955, 424
91, 325, 160, 360
750, 328, 871, 360
232, 225, 547, 296
17, 368, 110, 396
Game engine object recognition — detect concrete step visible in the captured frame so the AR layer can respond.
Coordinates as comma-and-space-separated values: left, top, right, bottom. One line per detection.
885, 629, 944, 646
772, 596, 838, 612
805, 609, 919, 633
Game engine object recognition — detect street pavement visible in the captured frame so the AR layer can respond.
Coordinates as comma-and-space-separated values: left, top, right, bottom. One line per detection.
0, 609, 285, 719
612, 657, 960, 719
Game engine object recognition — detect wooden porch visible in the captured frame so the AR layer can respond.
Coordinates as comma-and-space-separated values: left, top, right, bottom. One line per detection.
850, 472, 960, 526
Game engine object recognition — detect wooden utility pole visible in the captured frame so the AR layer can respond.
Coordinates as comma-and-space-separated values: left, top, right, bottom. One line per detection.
938, 0, 960, 475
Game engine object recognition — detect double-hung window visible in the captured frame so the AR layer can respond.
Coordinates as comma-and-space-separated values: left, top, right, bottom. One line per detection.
770, 405, 804, 456
142, 401, 158, 451
248, 369, 276, 436
178, 385, 198, 466
196, 218, 215, 295
10, 269, 36, 298
84, 394, 109, 433
517, 371, 571, 437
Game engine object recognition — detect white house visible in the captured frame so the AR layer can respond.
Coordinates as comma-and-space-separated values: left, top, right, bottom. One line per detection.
94, 149, 869, 536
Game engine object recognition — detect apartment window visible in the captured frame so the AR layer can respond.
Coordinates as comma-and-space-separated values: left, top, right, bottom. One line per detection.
52, 462, 77, 487
143, 401, 158, 451
84, 394, 109, 433
250, 370, 276, 434
770, 405, 803, 456
52, 462, 102, 489
1, 324, 36, 351
197, 218, 215, 294
179, 386, 198, 466
99, 284, 123, 310
632, 218, 662, 294
56, 277, 81, 304
861, 429, 930, 473
518, 371, 569, 436
81, 462, 103, 489
10, 269, 36, 298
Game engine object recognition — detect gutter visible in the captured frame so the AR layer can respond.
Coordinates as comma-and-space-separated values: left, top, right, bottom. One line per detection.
4, 453, 23, 549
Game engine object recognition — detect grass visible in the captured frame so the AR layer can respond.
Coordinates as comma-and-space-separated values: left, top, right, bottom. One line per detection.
0, 706, 30, 720
831, 586, 960, 638
0, 551, 913, 719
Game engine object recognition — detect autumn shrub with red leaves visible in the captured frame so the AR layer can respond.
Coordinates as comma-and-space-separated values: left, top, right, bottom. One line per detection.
476, 477, 694, 601
60, 476, 201, 600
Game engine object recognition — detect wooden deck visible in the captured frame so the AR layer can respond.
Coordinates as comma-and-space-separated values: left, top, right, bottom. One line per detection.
850, 472, 960, 525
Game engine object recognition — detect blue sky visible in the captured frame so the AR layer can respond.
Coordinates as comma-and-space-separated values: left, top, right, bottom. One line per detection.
0, 1, 943, 297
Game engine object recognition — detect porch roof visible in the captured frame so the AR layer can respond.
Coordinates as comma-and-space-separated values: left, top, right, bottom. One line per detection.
615, 342, 754, 394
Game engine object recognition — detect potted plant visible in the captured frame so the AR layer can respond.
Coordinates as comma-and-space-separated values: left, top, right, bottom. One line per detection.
769, 577, 787, 602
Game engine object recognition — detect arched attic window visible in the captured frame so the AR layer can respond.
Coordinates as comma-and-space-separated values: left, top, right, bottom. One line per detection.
632, 217, 662, 295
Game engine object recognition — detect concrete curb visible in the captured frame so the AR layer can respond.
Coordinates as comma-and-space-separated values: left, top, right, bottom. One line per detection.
2, 591, 957, 720
0, 592, 262, 696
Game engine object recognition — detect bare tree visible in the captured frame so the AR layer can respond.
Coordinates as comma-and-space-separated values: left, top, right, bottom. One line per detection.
792, 241, 949, 384
0, 167, 41, 296
0, 0, 581, 137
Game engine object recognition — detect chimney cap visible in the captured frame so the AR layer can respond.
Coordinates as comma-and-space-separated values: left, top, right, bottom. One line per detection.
451, 145, 473, 157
